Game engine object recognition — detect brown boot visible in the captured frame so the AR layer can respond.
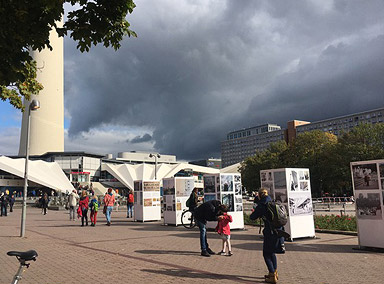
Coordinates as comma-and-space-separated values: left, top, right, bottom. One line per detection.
265, 270, 278, 280
265, 271, 278, 283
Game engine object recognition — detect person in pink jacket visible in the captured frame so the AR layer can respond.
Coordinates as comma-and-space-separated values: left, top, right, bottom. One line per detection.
215, 205, 233, 256
103, 188, 116, 226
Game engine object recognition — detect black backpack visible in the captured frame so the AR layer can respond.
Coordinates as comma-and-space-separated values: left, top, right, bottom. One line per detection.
265, 201, 288, 228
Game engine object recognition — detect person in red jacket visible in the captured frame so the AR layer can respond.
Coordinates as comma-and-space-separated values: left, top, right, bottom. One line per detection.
79, 191, 89, 227
215, 205, 233, 256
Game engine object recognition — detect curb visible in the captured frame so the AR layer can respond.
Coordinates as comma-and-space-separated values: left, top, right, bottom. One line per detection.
315, 229, 357, 236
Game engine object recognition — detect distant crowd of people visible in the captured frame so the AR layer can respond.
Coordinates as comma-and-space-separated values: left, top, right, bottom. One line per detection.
66, 188, 134, 226
0, 190, 15, 217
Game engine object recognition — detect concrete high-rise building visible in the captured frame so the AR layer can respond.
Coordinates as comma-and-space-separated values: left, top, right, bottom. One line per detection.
221, 107, 384, 167
19, 23, 64, 156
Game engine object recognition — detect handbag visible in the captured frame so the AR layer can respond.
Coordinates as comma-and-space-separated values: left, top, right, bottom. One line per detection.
103, 206, 107, 214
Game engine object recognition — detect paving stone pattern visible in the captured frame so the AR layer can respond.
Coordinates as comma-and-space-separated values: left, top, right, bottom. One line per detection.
0, 208, 382, 283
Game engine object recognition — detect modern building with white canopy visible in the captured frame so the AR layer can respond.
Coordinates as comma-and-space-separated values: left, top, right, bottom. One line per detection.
0, 156, 75, 194
102, 162, 220, 190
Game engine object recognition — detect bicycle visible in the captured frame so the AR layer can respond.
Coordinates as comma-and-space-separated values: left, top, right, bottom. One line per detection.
7, 250, 38, 284
181, 209, 196, 229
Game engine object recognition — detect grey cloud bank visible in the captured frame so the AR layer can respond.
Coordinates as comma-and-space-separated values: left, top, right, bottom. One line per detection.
64, 0, 384, 160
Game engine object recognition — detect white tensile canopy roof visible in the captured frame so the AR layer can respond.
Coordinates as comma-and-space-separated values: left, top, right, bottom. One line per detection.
103, 162, 220, 190
220, 162, 241, 174
0, 156, 75, 194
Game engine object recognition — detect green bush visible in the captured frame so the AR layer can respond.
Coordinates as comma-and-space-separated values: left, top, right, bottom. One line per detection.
244, 213, 357, 232
314, 215, 357, 232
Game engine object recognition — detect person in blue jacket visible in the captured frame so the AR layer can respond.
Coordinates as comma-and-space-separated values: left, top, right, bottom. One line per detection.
250, 188, 284, 284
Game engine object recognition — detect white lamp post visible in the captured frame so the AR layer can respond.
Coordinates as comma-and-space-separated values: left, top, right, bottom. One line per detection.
149, 153, 161, 180
20, 99, 40, 238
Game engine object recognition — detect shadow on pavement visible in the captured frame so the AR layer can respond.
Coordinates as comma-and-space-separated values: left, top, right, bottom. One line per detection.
234, 242, 357, 253
141, 268, 264, 283
135, 249, 197, 256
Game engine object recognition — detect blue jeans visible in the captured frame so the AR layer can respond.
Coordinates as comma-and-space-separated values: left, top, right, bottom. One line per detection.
127, 204, 133, 217
106, 206, 113, 223
263, 251, 277, 273
196, 219, 208, 251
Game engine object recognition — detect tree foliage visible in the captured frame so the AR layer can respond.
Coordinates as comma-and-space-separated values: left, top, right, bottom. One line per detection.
240, 124, 384, 197
0, 0, 136, 110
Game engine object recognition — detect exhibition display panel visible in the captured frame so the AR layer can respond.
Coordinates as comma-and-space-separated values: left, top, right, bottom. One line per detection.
351, 160, 384, 249
204, 173, 244, 230
163, 177, 194, 226
260, 168, 315, 240
133, 180, 161, 222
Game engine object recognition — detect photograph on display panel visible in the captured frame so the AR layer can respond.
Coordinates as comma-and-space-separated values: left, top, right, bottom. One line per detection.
261, 172, 267, 182
234, 175, 241, 183
273, 171, 286, 189
204, 176, 216, 193
222, 193, 234, 212
236, 204, 243, 212
352, 164, 379, 190
235, 196, 242, 204
288, 193, 313, 216
221, 174, 233, 192
299, 170, 310, 180
176, 179, 194, 197
300, 181, 309, 191
268, 171, 273, 181
379, 163, 384, 178
288, 170, 299, 191
356, 192, 382, 219
235, 183, 242, 195
144, 198, 152, 207
204, 194, 216, 202
275, 190, 287, 203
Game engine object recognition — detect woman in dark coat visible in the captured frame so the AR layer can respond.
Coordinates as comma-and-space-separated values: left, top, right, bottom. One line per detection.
41, 193, 49, 215
251, 188, 284, 284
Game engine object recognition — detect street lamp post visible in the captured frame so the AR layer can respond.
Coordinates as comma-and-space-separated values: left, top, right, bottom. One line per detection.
20, 99, 40, 238
149, 153, 161, 180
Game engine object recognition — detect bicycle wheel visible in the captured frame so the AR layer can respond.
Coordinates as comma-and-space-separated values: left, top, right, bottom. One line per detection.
181, 210, 196, 229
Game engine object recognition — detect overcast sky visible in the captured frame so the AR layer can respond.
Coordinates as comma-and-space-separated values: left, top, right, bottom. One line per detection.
1, 0, 384, 160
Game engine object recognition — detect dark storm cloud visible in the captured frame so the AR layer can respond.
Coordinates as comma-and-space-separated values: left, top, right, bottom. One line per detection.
130, 133, 152, 144
64, 0, 384, 160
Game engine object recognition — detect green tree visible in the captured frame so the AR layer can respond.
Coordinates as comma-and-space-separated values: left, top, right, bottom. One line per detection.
336, 123, 384, 192
282, 131, 339, 196
239, 140, 288, 193
0, 0, 136, 110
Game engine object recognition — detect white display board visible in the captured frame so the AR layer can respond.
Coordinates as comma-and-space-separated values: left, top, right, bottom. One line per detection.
351, 160, 384, 249
204, 173, 244, 230
133, 180, 161, 222
260, 168, 315, 240
163, 177, 194, 226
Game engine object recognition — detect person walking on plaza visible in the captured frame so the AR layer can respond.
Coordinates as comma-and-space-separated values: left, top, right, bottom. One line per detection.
187, 187, 199, 213
68, 189, 79, 221
0, 191, 9, 216
79, 191, 89, 226
89, 195, 99, 226
103, 188, 115, 226
215, 205, 233, 256
9, 194, 15, 213
193, 199, 224, 257
41, 193, 49, 215
250, 188, 284, 284
126, 190, 134, 218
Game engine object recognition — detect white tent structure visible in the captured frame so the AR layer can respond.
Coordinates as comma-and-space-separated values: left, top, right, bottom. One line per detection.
220, 162, 241, 174
0, 156, 75, 194
102, 162, 220, 190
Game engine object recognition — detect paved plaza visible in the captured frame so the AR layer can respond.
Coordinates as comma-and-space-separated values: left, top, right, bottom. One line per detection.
0, 208, 382, 284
